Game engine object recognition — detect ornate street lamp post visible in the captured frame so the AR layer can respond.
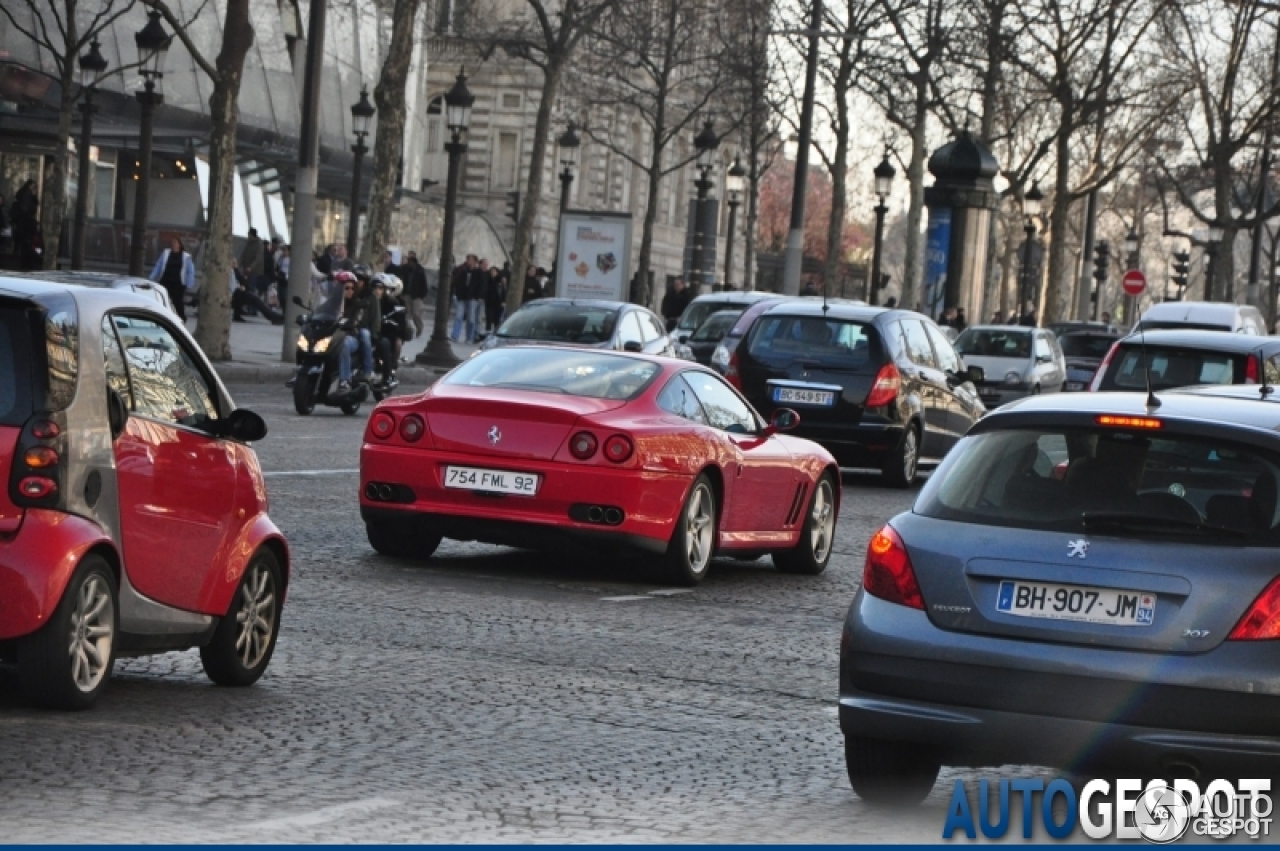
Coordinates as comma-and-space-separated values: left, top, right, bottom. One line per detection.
72, 39, 108, 270
724, 155, 746, 288
692, 119, 720, 289
128, 11, 172, 276
870, 152, 895, 304
346, 87, 376, 258
553, 121, 580, 274
418, 69, 474, 368
1204, 225, 1224, 300
1019, 182, 1044, 320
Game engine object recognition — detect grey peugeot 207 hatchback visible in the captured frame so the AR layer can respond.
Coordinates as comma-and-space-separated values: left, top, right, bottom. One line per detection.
839, 388, 1280, 804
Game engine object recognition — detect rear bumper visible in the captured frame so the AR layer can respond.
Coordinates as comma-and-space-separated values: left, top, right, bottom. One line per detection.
0, 509, 114, 641
840, 591, 1280, 775
360, 444, 692, 551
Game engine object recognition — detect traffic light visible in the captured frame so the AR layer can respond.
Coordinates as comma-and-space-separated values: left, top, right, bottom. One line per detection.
1171, 250, 1190, 294
1093, 240, 1111, 283
506, 191, 520, 222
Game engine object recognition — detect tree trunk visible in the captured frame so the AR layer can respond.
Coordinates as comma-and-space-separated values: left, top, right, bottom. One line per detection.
744, 168, 759, 291
41, 73, 77, 269
901, 78, 928, 311
1042, 123, 1073, 325
506, 57, 564, 316
822, 89, 850, 293
194, 0, 254, 360
360, 0, 422, 268
633, 156, 664, 306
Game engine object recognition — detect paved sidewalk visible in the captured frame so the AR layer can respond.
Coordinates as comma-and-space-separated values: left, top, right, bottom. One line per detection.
194, 307, 480, 385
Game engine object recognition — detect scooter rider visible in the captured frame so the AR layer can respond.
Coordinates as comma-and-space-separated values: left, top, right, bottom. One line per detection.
340, 264, 380, 390
371, 273, 410, 386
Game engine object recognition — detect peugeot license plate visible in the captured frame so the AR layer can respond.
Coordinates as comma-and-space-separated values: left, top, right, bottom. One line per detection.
996, 580, 1155, 626
444, 465, 540, 496
773, 387, 836, 406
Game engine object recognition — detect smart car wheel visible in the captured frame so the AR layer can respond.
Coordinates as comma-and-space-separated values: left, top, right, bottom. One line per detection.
200, 550, 283, 687
881, 424, 919, 489
773, 473, 836, 575
844, 735, 940, 806
293, 373, 316, 416
17, 554, 117, 710
664, 475, 717, 586
366, 520, 442, 560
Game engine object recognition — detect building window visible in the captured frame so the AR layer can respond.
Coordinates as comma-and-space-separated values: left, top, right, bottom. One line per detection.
494, 132, 519, 190
501, 93, 521, 111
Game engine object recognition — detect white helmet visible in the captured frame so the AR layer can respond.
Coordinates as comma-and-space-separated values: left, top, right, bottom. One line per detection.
372, 273, 403, 298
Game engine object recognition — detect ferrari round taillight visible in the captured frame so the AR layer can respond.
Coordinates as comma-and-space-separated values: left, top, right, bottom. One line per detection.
31, 420, 60, 439
24, 447, 59, 468
370, 411, 396, 439
569, 431, 598, 460
399, 414, 426, 443
19, 477, 57, 499
603, 434, 634, 463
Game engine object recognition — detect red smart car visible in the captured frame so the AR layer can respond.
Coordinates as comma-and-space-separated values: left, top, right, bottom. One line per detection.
0, 278, 288, 709
361, 346, 840, 584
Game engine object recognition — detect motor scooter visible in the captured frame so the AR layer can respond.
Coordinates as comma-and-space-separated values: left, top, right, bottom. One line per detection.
291, 296, 374, 416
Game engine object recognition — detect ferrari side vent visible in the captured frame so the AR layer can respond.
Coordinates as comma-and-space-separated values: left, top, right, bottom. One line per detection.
785, 483, 808, 526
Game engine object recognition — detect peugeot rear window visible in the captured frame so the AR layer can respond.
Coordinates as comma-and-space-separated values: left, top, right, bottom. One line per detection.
446, 348, 661, 400
746, 316, 881, 370
498, 304, 618, 344
0, 307, 34, 425
1101, 346, 1243, 391
917, 427, 1280, 544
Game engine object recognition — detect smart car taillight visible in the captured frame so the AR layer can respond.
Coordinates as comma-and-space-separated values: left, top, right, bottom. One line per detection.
23, 447, 58, 468
18, 477, 57, 499
863, 525, 924, 610
604, 434, 634, 463
1229, 576, 1280, 640
1088, 341, 1122, 392
370, 411, 396, 440
865, 363, 901, 408
569, 431, 598, 460
31, 420, 60, 439
399, 414, 426, 443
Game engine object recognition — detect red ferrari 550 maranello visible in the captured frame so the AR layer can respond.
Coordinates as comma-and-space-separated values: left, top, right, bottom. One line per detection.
360, 347, 840, 584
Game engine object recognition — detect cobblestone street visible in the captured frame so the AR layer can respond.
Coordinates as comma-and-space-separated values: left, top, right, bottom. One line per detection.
0, 383, 1034, 842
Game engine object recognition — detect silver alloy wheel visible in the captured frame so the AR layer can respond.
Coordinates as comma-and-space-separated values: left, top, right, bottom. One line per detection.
902, 428, 919, 481
234, 563, 277, 670
809, 479, 836, 562
685, 483, 715, 573
68, 574, 114, 693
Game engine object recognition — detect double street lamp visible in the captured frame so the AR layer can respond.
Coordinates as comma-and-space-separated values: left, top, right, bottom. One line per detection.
692, 119, 720, 289
724, 155, 746, 289
870, 152, 895, 304
72, 39, 108, 270
128, 11, 171, 276
1019, 182, 1044, 319
557, 121, 580, 214
347, 87, 376, 259
418, 69, 474, 368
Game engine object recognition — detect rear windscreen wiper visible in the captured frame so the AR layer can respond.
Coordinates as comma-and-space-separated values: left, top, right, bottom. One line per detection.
1081, 511, 1249, 538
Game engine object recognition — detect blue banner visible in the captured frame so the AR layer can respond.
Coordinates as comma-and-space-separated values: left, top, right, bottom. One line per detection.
923, 208, 951, 319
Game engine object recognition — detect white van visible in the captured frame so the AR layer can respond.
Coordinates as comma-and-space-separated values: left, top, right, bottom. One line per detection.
1134, 301, 1267, 335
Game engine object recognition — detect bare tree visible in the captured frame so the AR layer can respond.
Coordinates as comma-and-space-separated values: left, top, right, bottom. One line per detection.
360, 0, 426, 268
0, 0, 140, 269
145, 0, 254, 360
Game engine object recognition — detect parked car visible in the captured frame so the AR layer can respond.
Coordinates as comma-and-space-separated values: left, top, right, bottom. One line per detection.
685, 309, 745, 366
0, 277, 288, 709
1046, 319, 1122, 339
1089, 329, 1280, 392
840, 391, 1280, 801
710, 296, 791, 375
953, 325, 1066, 406
731, 302, 984, 487
360, 346, 840, 585
1135, 300, 1267, 335
671, 291, 778, 345
1058, 327, 1124, 391
478, 298, 677, 357
16, 270, 177, 315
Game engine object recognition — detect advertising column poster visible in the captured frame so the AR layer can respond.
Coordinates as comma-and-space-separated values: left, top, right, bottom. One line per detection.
556, 212, 633, 301
922, 208, 951, 320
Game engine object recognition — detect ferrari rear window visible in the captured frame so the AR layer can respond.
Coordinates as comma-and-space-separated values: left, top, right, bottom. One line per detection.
447, 348, 661, 400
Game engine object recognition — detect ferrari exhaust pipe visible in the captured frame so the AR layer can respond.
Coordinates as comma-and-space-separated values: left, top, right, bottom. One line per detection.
587, 506, 604, 523
377, 484, 394, 501
364, 483, 380, 500
603, 507, 623, 525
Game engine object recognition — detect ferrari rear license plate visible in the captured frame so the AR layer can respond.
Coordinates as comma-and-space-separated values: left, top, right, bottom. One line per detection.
444, 466, 540, 496
997, 581, 1155, 626
773, 387, 836, 406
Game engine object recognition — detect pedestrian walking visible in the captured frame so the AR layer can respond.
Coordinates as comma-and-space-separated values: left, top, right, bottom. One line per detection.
483, 263, 506, 336
451, 254, 479, 343
11, 179, 40, 270
402, 251, 429, 339
149, 236, 196, 321
239, 228, 265, 299
661, 276, 691, 331
521, 264, 543, 302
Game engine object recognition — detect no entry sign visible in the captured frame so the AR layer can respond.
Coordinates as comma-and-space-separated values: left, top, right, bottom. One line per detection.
1122, 269, 1146, 296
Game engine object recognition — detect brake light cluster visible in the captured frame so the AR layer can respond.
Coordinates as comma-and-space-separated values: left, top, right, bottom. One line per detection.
1095, 415, 1162, 430
367, 410, 428, 444
1230, 577, 1280, 641
862, 525, 924, 609
865, 363, 901, 408
12, 416, 64, 506
568, 430, 633, 463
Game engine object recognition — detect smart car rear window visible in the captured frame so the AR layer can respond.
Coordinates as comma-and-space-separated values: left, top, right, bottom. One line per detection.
447, 348, 661, 400
746, 316, 880, 371
0, 307, 34, 426
917, 427, 1280, 544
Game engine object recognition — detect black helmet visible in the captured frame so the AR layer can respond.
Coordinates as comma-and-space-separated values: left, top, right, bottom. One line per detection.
352, 263, 373, 281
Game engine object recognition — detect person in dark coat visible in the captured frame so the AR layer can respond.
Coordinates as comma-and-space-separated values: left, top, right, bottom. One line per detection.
521, 264, 543, 303
11, 180, 40, 270
401, 251, 429, 339
483, 264, 507, 336
661, 276, 691, 331
149, 237, 196, 321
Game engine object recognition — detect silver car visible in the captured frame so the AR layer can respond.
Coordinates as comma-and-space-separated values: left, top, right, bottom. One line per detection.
954, 325, 1065, 406
16, 270, 177, 315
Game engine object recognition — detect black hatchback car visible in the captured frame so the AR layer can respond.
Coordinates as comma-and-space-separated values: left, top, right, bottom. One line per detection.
731, 302, 984, 486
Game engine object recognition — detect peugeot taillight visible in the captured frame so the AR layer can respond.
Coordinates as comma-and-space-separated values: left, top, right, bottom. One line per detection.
1229, 576, 1280, 640
862, 525, 924, 610
1089, 341, 1122, 392
865, 363, 901, 408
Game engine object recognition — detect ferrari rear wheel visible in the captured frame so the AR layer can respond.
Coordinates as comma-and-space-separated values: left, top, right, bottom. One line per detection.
367, 520, 443, 561
773, 473, 836, 575
664, 475, 717, 586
